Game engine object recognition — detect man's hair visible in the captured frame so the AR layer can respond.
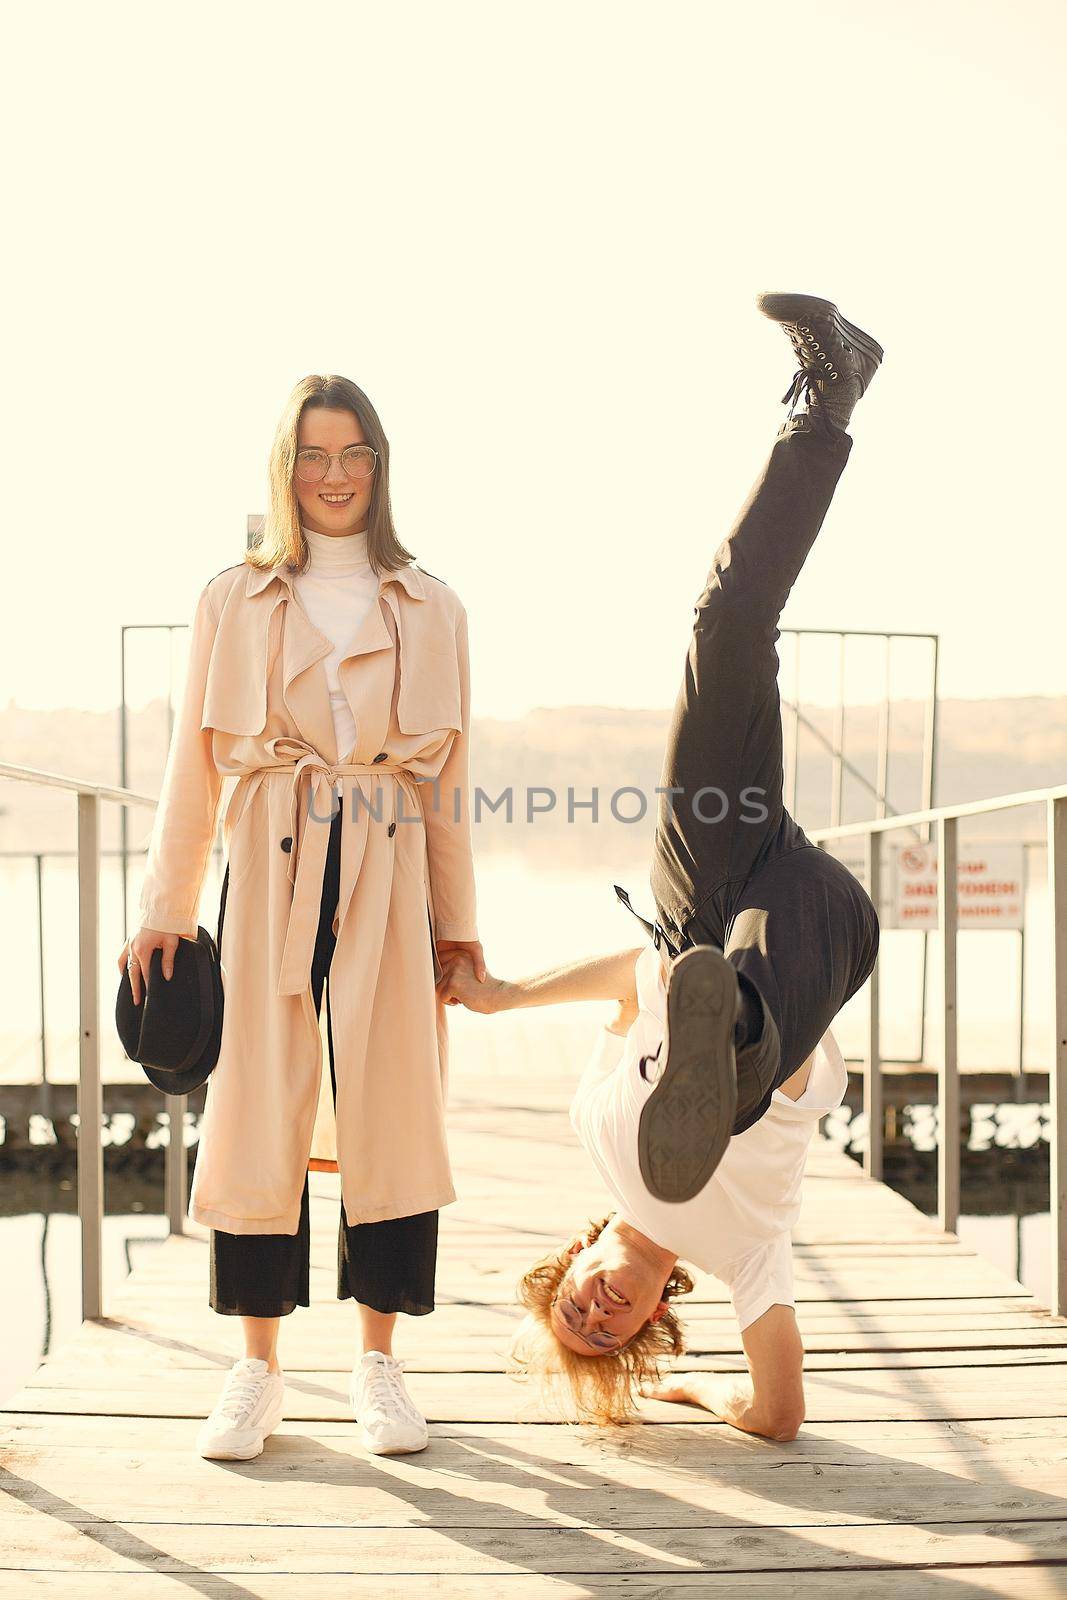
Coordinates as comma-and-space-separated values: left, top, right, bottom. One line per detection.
507, 1213, 695, 1426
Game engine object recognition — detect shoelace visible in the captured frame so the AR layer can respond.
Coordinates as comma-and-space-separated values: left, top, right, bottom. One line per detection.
780, 362, 836, 430
358, 1358, 422, 1425
215, 1365, 272, 1426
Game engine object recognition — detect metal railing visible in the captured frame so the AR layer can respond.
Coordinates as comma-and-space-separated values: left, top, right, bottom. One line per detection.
782, 627, 940, 1067
781, 627, 939, 829
0, 760, 168, 1322
809, 782, 1067, 1316
6, 753, 1064, 1319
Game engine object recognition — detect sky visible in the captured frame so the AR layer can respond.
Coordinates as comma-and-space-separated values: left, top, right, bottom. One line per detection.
2, 0, 1065, 722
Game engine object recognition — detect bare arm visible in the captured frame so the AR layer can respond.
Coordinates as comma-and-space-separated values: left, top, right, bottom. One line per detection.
643, 1303, 806, 1441
118, 581, 224, 1004
437, 944, 644, 1020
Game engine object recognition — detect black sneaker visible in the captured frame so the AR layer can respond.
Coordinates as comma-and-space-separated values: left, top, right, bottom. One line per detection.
756, 291, 884, 437
637, 945, 740, 1204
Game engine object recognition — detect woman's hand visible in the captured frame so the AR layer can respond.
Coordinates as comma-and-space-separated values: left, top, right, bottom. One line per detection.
117, 927, 181, 1007
436, 954, 510, 1015
435, 937, 487, 983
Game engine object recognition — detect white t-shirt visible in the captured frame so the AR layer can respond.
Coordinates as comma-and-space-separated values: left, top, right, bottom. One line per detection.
569, 943, 847, 1331
293, 526, 381, 792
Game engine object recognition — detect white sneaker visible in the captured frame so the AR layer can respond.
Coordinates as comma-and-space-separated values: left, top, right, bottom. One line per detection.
350, 1350, 429, 1455
196, 1357, 285, 1460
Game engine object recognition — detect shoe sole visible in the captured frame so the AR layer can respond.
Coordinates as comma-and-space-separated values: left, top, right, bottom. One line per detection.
756, 291, 884, 366
637, 946, 739, 1204
360, 1430, 430, 1456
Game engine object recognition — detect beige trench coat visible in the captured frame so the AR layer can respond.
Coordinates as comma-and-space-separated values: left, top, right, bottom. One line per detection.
137, 557, 478, 1235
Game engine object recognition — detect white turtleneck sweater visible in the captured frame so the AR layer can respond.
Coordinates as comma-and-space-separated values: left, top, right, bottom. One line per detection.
292, 526, 381, 777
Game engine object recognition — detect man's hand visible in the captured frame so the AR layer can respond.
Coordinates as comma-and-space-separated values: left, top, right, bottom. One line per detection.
642, 1371, 765, 1430
641, 1368, 802, 1442
641, 1305, 805, 1441
436, 953, 511, 1014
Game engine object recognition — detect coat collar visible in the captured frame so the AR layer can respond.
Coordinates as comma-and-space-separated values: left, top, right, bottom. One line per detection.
244, 558, 428, 602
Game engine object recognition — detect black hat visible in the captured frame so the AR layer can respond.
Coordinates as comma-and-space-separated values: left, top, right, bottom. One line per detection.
115, 926, 224, 1095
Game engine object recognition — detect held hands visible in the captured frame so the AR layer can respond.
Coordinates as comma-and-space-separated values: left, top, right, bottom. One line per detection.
435, 947, 508, 1014
435, 938, 487, 984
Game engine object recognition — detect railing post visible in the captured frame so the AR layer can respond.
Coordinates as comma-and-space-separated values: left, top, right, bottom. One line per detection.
35, 853, 49, 1101
938, 815, 960, 1234
875, 635, 891, 820
831, 634, 846, 829
864, 830, 883, 1179
1049, 795, 1067, 1316
77, 790, 104, 1321
164, 1094, 188, 1234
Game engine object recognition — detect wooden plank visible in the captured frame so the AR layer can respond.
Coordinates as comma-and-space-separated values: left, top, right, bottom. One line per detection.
2, 1427, 1066, 1529
4, 1572, 1066, 1598
100, 1292, 1056, 1325
4, 1411, 1066, 1453
61, 1318, 1067, 1366
2, 1515, 1066, 1575
7, 1366, 1067, 1423
113, 1276, 1031, 1307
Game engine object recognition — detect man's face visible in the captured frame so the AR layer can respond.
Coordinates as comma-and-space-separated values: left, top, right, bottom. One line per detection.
549, 1230, 670, 1357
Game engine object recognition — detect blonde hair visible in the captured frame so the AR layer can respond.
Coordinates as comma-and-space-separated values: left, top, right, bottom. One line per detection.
507, 1214, 695, 1426
248, 374, 416, 577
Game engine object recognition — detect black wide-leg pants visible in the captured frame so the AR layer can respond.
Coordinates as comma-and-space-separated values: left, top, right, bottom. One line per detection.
634, 422, 880, 1136
208, 805, 439, 1319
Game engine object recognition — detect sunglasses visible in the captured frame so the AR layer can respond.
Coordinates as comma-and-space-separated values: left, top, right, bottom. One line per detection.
553, 1293, 622, 1351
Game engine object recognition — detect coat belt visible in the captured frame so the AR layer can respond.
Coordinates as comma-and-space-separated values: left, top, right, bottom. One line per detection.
231, 741, 425, 998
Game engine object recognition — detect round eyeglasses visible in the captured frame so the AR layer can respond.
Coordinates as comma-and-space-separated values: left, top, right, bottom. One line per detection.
554, 1295, 621, 1350
295, 445, 378, 483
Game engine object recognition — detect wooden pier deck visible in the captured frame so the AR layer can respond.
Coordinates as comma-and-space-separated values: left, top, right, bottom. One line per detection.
3, 1009, 1066, 1597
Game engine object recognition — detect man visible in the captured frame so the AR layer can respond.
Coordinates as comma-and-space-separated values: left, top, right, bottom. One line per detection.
439, 292, 882, 1433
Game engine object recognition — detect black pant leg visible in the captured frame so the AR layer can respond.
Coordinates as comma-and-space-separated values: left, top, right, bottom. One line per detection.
208, 1172, 312, 1317
650, 426, 852, 943
337, 1204, 440, 1317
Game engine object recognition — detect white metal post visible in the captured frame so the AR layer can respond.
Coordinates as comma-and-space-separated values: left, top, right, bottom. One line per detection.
875, 635, 891, 820
938, 815, 960, 1234
77, 790, 103, 1321
831, 634, 846, 829
164, 1094, 188, 1234
865, 829, 883, 1179
1049, 796, 1067, 1316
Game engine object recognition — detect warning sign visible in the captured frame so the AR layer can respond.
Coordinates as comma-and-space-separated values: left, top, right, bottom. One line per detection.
830, 841, 1025, 930
886, 842, 1024, 931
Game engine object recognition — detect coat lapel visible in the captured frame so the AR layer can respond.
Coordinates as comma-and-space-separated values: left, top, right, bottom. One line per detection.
280, 590, 339, 764
238, 558, 450, 753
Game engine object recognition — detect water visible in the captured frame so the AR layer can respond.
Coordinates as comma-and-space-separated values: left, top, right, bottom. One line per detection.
0, 850, 1054, 1404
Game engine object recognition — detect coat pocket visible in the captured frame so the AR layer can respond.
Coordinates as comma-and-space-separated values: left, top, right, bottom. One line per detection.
397, 643, 463, 737
225, 784, 266, 889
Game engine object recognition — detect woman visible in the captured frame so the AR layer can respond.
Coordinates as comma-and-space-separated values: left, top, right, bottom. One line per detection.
118, 375, 485, 1461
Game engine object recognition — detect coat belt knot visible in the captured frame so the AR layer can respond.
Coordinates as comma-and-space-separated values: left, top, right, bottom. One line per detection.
240, 739, 424, 998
